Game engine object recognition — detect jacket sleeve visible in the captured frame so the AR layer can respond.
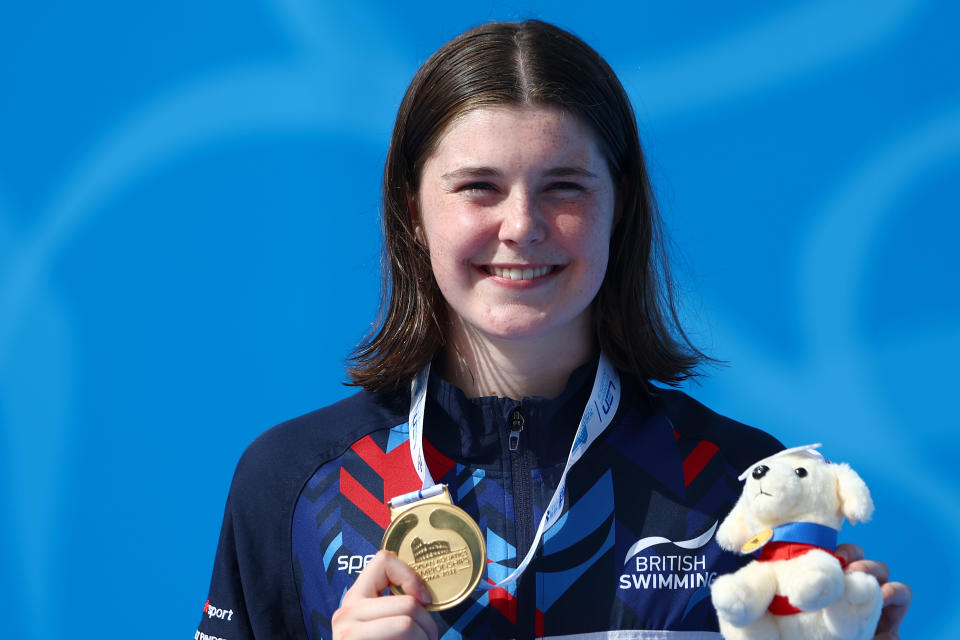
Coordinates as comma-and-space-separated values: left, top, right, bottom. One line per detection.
195, 392, 397, 639
196, 425, 313, 640
196, 490, 255, 640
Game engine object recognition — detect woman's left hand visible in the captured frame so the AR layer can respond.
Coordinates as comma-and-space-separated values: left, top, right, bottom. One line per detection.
836, 543, 912, 640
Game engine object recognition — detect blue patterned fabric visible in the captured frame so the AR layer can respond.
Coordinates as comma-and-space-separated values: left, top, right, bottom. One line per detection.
197, 361, 782, 639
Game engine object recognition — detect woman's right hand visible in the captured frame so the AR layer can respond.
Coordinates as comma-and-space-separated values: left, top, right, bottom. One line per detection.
332, 550, 438, 640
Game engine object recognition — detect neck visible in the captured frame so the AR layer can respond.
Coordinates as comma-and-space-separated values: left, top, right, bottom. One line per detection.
440, 318, 595, 400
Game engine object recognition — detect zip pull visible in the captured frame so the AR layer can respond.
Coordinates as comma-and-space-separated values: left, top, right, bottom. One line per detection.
508, 409, 524, 451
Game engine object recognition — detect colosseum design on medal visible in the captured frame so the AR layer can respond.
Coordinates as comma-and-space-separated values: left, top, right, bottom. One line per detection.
381, 486, 486, 611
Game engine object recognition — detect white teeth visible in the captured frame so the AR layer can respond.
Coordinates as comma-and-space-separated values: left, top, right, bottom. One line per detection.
488, 265, 553, 280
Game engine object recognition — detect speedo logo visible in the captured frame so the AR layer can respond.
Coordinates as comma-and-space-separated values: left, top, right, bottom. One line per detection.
618, 521, 718, 591
337, 553, 376, 575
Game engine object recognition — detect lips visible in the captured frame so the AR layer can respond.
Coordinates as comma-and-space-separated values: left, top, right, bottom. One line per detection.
483, 265, 557, 281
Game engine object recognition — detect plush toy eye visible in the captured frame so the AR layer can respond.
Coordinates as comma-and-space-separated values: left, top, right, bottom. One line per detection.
795, 467, 808, 478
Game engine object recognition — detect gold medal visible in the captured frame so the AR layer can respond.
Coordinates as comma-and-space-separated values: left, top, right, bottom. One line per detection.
741, 528, 774, 554
381, 485, 485, 611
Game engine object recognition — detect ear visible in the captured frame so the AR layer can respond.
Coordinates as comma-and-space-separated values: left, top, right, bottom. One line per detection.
833, 463, 874, 524
406, 188, 426, 246
716, 494, 752, 552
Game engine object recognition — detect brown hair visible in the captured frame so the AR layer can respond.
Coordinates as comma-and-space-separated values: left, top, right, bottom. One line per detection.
348, 19, 708, 394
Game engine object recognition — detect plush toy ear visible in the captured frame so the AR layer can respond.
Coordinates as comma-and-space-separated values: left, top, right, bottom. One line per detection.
834, 462, 874, 524
716, 494, 752, 552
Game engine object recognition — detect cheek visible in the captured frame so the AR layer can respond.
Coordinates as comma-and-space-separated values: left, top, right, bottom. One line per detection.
807, 474, 839, 511
421, 203, 486, 261
426, 242, 467, 291
422, 219, 491, 292
428, 222, 490, 271
421, 194, 489, 253
555, 212, 613, 269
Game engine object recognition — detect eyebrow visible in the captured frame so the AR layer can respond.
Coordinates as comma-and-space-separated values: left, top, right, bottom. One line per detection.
543, 167, 599, 179
439, 166, 599, 182
439, 167, 503, 182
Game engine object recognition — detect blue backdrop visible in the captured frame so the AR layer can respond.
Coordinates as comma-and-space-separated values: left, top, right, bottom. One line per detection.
1, 1, 955, 637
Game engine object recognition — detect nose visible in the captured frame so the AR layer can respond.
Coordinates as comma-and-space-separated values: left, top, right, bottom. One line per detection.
498, 190, 545, 246
751, 465, 769, 480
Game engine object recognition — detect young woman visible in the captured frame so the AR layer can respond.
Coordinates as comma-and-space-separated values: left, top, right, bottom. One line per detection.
197, 20, 910, 640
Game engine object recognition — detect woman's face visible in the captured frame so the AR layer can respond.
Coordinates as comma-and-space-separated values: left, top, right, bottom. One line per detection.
416, 106, 617, 349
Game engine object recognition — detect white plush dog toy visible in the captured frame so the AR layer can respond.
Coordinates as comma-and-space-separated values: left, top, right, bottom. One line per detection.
710, 444, 883, 640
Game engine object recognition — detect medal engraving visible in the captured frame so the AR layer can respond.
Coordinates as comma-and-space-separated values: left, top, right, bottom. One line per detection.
409, 537, 472, 582
382, 487, 485, 611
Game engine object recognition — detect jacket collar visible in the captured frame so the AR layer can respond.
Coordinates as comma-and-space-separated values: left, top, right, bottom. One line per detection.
423, 356, 598, 468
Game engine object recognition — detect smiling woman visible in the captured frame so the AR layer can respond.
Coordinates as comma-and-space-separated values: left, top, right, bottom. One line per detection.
416, 106, 616, 399
348, 20, 708, 402
196, 19, 910, 640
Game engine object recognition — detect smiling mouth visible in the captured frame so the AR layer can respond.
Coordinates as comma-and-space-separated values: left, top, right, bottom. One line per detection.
756, 489, 773, 498
483, 265, 557, 281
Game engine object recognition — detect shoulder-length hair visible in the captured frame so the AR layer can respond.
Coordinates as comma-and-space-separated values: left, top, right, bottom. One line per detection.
348, 19, 708, 394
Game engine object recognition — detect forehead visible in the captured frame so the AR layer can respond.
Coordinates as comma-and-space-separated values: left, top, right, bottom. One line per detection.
425, 106, 605, 169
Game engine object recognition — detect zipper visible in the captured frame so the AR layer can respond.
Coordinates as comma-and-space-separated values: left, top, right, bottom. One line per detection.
508, 408, 524, 451
508, 407, 536, 637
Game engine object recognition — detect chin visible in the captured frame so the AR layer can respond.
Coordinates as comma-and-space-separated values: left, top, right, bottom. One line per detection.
474, 309, 589, 345
479, 321, 553, 342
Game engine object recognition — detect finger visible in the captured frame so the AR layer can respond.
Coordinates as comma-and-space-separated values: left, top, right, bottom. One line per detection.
342, 595, 438, 639
845, 559, 890, 585
876, 581, 912, 635
834, 543, 864, 564
341, 614, 435, 640
882, 581, 912, 608
344, 550, 432, 605
346, 595, 428, 621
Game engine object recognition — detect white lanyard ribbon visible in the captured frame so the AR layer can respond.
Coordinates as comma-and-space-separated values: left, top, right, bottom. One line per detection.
403, 353, 621, 590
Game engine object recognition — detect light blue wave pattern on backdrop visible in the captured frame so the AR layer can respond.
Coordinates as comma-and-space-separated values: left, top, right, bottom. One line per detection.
0, 1, 955, 637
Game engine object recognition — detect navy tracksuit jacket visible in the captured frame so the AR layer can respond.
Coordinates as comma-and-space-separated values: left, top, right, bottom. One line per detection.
197, 360, 781, 639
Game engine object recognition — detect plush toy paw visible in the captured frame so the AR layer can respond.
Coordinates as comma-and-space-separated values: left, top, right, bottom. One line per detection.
841, 571, 881, 608
712, 573, 771, 628
779, 551, 845, 611
821, 572, 882, 640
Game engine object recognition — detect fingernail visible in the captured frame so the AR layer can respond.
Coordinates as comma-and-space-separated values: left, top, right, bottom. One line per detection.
419, 586, 432, 604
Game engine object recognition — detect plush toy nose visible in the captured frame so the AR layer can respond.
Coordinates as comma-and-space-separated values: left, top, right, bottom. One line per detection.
751, 465, 769, 480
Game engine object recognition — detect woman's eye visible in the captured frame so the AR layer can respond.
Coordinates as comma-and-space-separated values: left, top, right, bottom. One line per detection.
460, 182, 497, 193
547, 181, 585, 192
